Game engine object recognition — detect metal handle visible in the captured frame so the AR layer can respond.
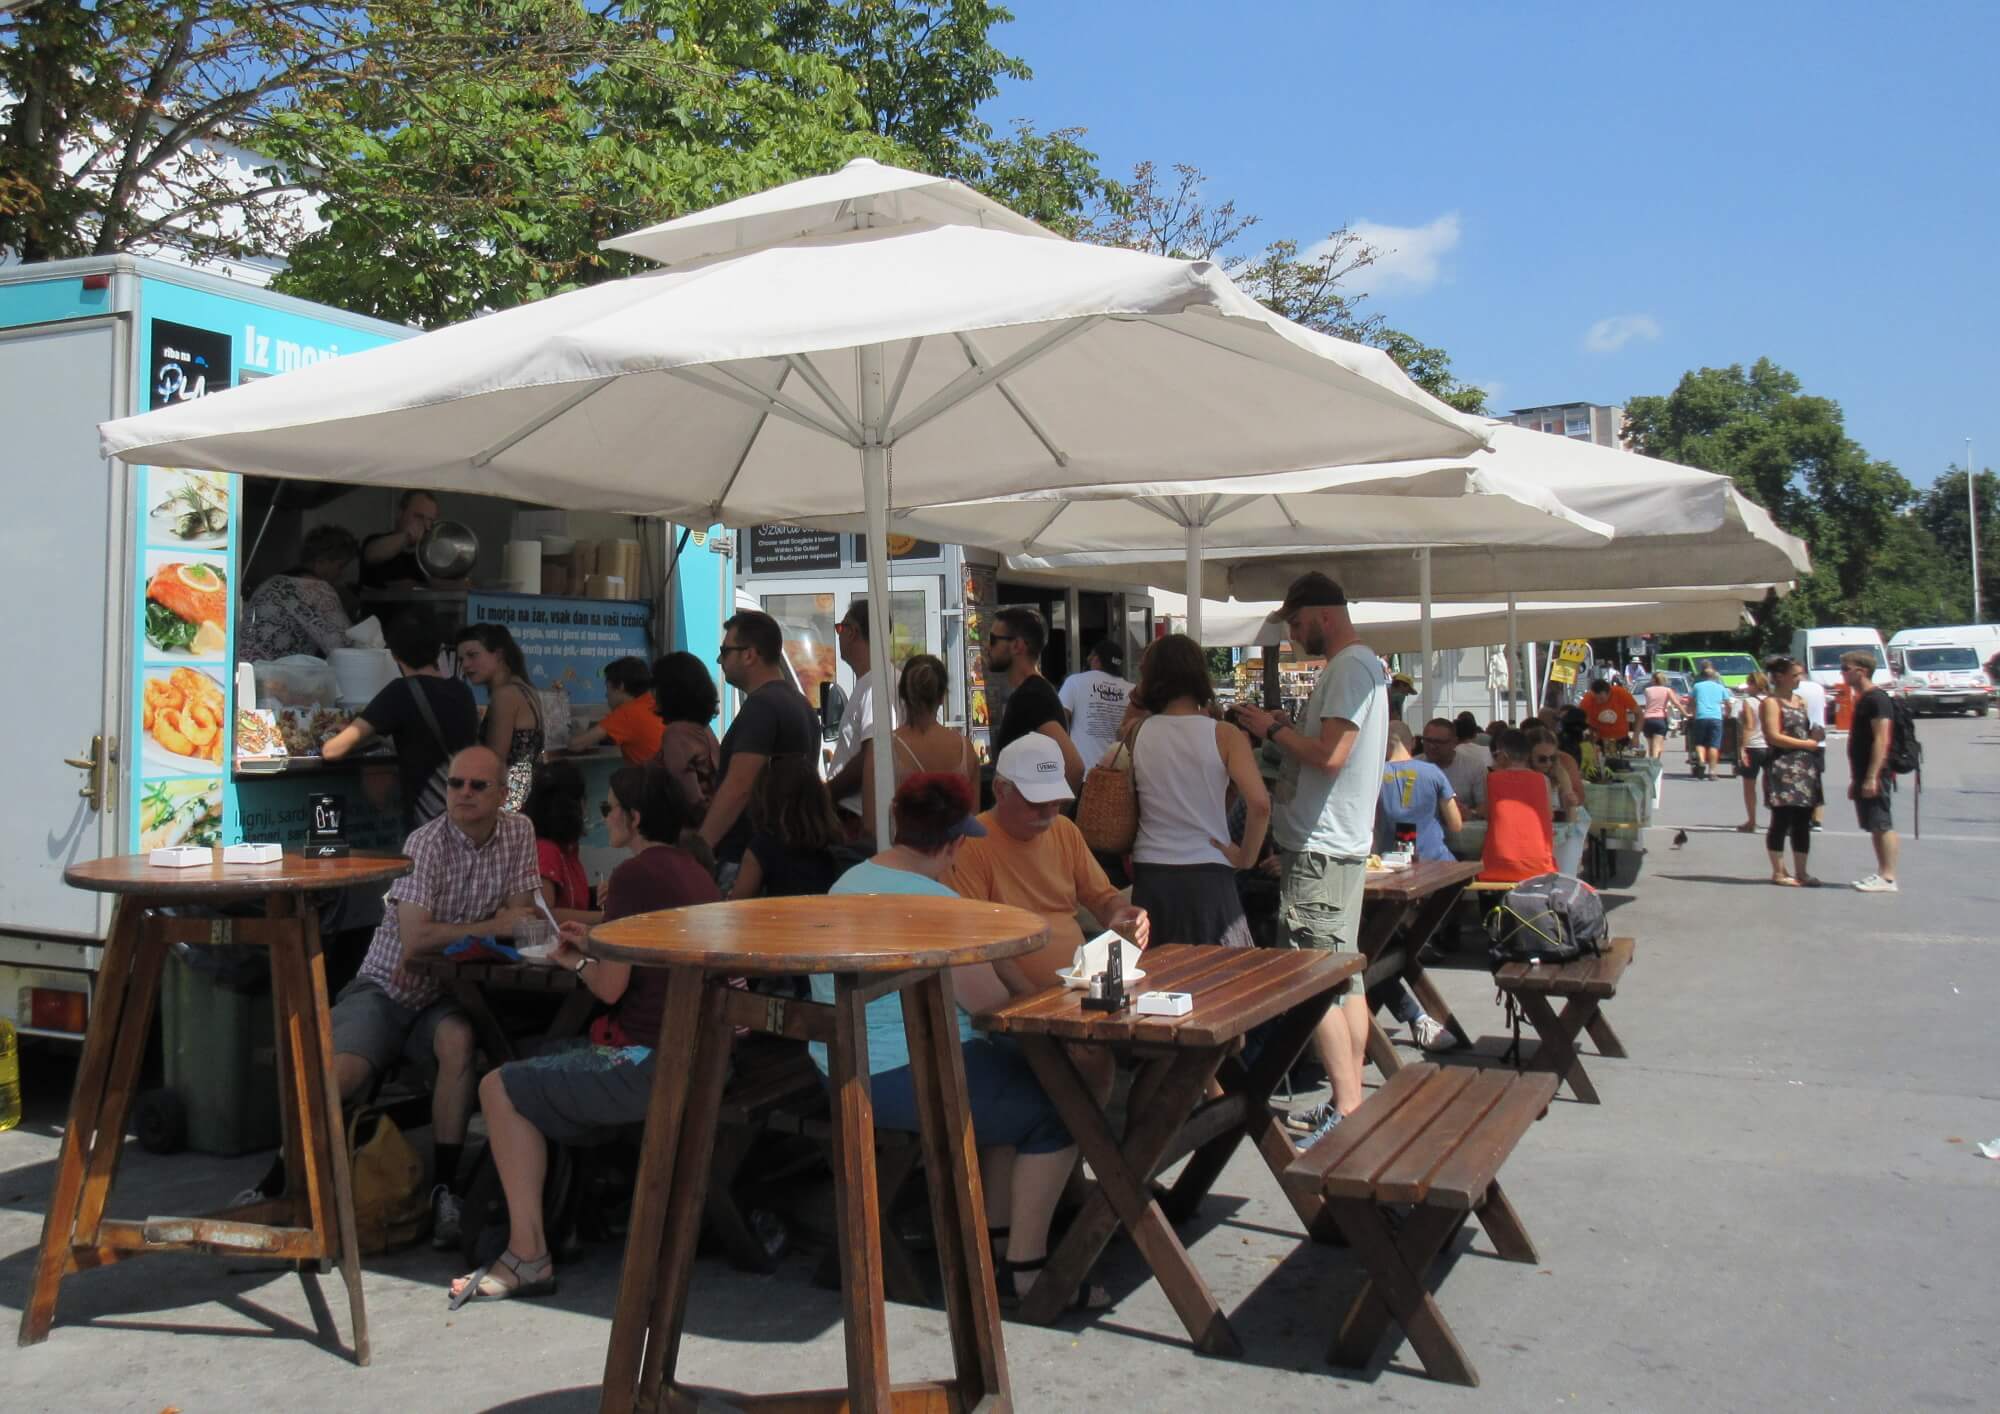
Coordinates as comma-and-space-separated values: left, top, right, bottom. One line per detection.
65, 735, 104, 811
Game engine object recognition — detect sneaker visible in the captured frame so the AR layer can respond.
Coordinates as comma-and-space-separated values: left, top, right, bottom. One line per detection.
430, 1184, 463, 1251
1283, 1102, 1342, 1150
1411, 1015, 1459, 1053
1852, 875, 1899, 893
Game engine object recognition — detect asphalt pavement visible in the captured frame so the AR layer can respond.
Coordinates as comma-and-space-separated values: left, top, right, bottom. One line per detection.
4, 715, 1996, 1411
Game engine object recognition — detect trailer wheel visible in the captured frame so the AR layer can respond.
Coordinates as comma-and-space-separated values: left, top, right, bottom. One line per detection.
134, 1088, 186, 1154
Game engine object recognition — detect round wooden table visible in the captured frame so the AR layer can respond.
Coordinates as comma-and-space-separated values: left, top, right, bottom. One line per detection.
585, 894, 1048, 1414
21, 851, 410, 1366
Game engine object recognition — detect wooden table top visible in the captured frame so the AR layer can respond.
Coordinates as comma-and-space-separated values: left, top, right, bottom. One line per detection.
63, 850, 410, 897
586, 894, 1048, 976
1363, 858, 1482, 901
975, 944, 1361, 1049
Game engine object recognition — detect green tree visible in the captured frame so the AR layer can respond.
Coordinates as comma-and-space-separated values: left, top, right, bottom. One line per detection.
1916, 466, 2000, 618
1625, 359, 1962, 647
1371, 328, 1487, 414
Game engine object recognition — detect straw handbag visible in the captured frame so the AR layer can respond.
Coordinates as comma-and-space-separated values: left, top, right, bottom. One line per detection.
1076, 721, 1143, 854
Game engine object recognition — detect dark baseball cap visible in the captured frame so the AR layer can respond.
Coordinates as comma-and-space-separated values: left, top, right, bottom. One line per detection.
1268, 570, 1348, 622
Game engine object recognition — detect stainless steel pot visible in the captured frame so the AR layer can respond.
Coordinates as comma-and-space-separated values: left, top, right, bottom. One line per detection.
417, 520, 479, 580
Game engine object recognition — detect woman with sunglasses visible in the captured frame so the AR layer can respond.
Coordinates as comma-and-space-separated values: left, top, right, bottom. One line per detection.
448, 765, 719, 1307
1522, 723, 1589, 876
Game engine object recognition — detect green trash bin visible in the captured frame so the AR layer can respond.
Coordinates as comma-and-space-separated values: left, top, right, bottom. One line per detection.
139, 943, 283, 1156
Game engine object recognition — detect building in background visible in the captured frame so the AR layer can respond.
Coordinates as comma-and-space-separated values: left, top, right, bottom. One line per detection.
1506, 401, 1627, 448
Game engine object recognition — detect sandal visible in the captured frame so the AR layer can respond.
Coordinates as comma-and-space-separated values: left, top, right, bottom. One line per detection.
1736, 822, 1758, 833
996, 1254, 1111, 1313
1770, 874, 1799, 887
448, 1249, 557, 1310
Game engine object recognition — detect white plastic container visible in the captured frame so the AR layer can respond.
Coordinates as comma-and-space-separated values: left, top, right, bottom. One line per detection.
329, 647, 397, 706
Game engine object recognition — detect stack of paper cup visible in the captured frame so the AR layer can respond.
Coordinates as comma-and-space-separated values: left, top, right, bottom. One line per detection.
502, 540, 542, 594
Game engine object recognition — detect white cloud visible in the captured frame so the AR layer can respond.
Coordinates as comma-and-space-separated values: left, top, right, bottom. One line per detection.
1316, 212, 1462, 294
1583, 314, 1663, 354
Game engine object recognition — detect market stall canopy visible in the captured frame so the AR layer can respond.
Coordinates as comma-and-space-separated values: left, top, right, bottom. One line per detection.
1149, 589, 1758, 652
601, 156, 1055, 266
100, 225, 1490, 523
809, 459, 1612, 560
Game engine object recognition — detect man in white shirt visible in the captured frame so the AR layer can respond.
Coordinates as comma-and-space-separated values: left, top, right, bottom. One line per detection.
1421, 717, 1489, 817
1795, 673, 1829, 826
1057, 639, 1132, 768
1232, 572, 1388, 1147
825, 597, 896, 828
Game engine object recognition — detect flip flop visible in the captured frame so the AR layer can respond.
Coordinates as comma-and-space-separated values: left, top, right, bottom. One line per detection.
1770, 875, 1799, 887
1736, 823, 1758, 833
448, 1249, 557, 1310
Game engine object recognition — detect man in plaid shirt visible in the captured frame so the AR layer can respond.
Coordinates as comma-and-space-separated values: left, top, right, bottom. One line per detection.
330, 745, 540, 1248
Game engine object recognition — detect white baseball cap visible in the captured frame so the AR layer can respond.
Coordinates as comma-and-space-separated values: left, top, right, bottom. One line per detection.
994, 734, 1074, 803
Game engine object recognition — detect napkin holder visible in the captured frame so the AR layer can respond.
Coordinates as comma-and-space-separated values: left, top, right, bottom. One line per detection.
1080, 930, 1133, 1013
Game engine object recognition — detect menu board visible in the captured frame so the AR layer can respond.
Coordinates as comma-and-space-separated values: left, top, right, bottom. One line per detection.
128, 316, 237, 853
746, 525, 843, 573
465, 591, 652, 709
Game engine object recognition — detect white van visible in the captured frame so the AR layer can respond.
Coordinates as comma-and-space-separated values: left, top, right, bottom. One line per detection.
1885, 625, 1998, 716
1789, 626, 1893, 695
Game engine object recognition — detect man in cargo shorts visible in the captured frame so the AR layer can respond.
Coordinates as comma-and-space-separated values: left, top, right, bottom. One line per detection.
1231, 572, 1389, 1149
330, 745, 540, 1248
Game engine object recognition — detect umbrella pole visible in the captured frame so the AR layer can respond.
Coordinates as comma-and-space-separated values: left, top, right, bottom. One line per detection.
1185, 516, 1204, 645
860, 344, 897, 851
1506, 593, 1520, 720
1418, 548, 1434, 723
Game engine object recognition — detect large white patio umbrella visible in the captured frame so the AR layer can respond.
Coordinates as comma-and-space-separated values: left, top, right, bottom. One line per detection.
100, 158, 1489, 842
808, 459, 1612, 641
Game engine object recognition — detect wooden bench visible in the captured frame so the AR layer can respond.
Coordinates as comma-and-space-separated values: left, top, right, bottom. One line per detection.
1281, 1063, 1560, 1387
1493, 936, 1635, 1104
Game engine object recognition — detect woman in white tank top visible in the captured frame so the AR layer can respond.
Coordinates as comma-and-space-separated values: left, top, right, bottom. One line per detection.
1736, 670, 1771, 834
1126, 634, 1270, 948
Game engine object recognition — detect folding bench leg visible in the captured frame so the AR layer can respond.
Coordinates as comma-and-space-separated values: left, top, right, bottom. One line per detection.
1584, 1009, 1627, 1059
1326, 1198, 1479, 1387
1474, 1180, 1538, 1264
705, 1127, 775, 1273
1514, 992, 1600, 1104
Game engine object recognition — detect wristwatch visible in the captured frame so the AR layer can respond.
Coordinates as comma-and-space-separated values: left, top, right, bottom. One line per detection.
572, 955, 595, 976
1264, 722, 1284, 747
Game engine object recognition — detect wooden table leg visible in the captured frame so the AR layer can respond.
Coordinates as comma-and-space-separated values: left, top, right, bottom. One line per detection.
1513, 992, 1599, 1104
267, 922, 331, 1264
636, 981, 735, 1404
293, 905, 370, 1364
452, 979, 518, 1065
1017, 1039, 1239, 1355
901, 972, 1009, 1408
19, 895, 147, 1346
600, 969, 709, 1414
70, 918, 170, 1250
1584, 1010, 1628, 1059
1396, 884, 1476, 1048
826, 974, 893, 1411
1326, 1199, 1477, 1386
1168, 988, 1335, 1229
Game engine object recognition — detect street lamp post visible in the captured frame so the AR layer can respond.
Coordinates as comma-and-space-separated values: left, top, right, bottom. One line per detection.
1970, 438, 1984, 624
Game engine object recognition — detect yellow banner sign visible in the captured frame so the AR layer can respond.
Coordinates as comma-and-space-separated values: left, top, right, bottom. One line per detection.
1558, 639, 1590, 664
1548, 661, 1578, 685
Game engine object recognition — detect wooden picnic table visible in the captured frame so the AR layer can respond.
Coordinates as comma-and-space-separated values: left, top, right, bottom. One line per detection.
1360, 859, 1482, 1075
975, 943, 1363, 1355
22, 851, 411, 1366
583, 893, 1047, 1414
402, 952, 592, 1063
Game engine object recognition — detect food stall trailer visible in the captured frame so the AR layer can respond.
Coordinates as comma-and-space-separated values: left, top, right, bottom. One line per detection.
0, 255, 720, 1045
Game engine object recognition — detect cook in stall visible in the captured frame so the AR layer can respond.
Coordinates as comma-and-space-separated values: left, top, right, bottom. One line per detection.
359, 488, 441, 589
239, 524, 363, 661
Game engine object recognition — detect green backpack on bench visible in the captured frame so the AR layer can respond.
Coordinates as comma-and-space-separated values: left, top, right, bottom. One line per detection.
1486, 873, 1606, 966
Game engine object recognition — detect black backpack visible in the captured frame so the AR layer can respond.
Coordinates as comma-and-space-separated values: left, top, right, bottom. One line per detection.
1486, 873, 1607, 965
1884, 695, 1922, 776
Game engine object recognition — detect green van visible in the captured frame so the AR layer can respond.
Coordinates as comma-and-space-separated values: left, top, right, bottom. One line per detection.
1653, 650, 1760, 689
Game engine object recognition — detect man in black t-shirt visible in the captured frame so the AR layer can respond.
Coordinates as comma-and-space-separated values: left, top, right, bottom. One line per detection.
986, 606, 1083, 791
699, 608, 820, 865
320, 612, 479, 832
1841, 651, 1899, 893
359, 489, 441, 589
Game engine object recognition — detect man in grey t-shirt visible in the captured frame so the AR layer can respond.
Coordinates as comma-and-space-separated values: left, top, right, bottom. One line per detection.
1232, 571, 1388, 1146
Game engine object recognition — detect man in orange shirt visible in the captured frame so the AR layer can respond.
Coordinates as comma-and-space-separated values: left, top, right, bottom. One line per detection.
1578, 675, 1638, 748
568, 657, 664, 764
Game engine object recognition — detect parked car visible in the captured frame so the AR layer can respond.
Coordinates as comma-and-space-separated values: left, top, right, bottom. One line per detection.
1885, 642, 1991, 715
1653, 650, 1761, 689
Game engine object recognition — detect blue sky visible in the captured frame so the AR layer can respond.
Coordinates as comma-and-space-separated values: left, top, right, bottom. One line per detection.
979, 1, 1997, 488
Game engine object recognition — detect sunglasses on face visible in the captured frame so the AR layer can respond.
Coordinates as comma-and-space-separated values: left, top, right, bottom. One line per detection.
716, 643, 748, 661
1422, 736, 1452, 748
986, 632, 1016, 645
447, 777, 493, 792
1531, 754, 1556, 767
